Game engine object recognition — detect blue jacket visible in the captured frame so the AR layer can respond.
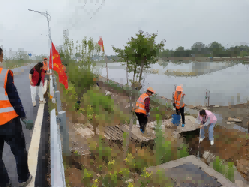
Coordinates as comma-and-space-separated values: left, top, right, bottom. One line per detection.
6, 70, 26, 118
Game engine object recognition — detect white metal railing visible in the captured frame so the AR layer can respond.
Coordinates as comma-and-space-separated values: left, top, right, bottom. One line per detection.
50, 73, 70, 187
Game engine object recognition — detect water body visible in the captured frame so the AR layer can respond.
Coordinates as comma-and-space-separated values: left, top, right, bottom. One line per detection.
93, 61, 249, 107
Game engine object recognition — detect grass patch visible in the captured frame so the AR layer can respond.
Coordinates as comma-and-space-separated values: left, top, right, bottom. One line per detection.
210, 156, 235, 182
2, 60, 37, 69
63, 112, 189, 186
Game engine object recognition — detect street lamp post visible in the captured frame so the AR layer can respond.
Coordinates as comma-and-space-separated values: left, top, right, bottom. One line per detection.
28, 9, 53, 71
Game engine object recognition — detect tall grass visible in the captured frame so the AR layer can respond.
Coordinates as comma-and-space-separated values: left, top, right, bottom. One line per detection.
211, 156, 235, 182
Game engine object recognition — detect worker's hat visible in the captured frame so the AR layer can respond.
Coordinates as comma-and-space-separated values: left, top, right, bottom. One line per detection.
44, 58, 48, 60
176, 86, 183, 92
147, 87, 156, 94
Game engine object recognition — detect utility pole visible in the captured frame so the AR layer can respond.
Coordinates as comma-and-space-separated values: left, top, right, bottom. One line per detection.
28, 9, 55, 100
28, 9, 53, 70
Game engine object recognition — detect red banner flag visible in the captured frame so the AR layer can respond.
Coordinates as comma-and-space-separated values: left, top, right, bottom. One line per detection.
49, 42, 69, 90
98, 37, 104, 52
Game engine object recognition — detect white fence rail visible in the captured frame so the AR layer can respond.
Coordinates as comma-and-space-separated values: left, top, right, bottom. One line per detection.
50, 74, 70, 187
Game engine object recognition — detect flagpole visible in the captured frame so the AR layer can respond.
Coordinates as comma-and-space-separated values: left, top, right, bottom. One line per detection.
46, 11, 53, 72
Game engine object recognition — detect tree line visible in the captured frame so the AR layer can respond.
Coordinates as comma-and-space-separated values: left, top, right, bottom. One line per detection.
159, 42, 249, 58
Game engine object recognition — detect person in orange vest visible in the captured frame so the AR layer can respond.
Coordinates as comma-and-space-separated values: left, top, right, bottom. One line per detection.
172, 85, 186, 127
0, 47, 33, 186
135, 87, 155, 134
42, 57, 49, 83
42, 57, 48, 71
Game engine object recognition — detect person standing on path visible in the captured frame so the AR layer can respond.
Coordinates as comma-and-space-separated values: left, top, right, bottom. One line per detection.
135, 87, 155, 134
29, 62, 53, 107
0, 47, 33, 187
197, 109, 217, 145
42, 57, 48, 73
172, 85, 186, 127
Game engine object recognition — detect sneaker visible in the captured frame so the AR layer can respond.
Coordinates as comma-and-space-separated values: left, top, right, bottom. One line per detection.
140, 129, 144, 134
32, 102, 36, 107
199, 138, 204, 142
18, 175, 33, 187
39, 100, 46, 104
210, 140, 214, 145
182, 124, 185, 127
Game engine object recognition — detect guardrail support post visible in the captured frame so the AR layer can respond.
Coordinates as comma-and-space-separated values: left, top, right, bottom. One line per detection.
58, 111, 70, 156
53, 77, 57, 92
55, 90, 61, 112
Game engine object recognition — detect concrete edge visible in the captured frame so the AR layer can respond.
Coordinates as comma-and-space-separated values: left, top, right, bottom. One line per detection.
146, 155, 238, 187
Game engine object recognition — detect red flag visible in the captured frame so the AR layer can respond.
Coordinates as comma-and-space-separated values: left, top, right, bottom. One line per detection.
98, 37, 104, 52
49, 42, 69, 90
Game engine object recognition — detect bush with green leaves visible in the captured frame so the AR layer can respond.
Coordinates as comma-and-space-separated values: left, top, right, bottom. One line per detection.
154, 113, 172, 165
101, 171, 118, 187
81, 86, 130, 126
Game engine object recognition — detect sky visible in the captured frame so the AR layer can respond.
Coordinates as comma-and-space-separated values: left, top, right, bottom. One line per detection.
1, 0, 249, 57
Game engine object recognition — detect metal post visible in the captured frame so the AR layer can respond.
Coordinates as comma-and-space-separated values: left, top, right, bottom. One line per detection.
55, 91, 61, 112
54, 77, 57, 92
237, 93, 240, 105
58, 111, 70, 156
231, 96, 234, 106
208, 90, 210, 107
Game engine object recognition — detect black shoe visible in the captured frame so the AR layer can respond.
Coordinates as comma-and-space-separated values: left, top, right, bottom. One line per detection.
18, 175, 33, 187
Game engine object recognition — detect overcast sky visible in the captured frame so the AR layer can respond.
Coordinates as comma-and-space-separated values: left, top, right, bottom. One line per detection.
1, 0, 249, 57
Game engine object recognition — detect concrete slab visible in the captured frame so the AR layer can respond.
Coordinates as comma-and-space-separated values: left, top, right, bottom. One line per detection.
146, 155, 238, 187
147, 116, 200, 134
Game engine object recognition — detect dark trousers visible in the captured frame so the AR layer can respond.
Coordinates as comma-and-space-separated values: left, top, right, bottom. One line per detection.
0, 117, 30, 186
176, 107, 185, 124
135, 112, 148, 132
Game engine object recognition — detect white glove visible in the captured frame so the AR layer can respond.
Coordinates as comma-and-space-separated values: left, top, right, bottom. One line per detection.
147, 112, 150, 117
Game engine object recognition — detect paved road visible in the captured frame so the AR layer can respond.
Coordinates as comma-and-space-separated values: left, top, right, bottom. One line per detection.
2, 64, 49, 186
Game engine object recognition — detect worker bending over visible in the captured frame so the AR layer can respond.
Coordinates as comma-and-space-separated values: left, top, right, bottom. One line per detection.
197, 109, 217, 145
135, 87, 155, 133
172, 85, 186, 127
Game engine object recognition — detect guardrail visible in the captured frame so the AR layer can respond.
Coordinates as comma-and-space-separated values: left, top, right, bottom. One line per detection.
50, 73, 70, 187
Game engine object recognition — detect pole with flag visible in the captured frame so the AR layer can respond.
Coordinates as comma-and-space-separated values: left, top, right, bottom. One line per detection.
98, 37, 107, 82
49, 42, 69, 90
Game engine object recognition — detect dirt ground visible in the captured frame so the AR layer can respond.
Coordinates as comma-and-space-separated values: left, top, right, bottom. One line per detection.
186, 125, 249, 181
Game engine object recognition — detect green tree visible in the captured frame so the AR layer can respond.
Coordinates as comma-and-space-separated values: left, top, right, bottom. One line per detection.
191, 42, 207, 56
208, 42, 225, 57
126, 30, 166, 84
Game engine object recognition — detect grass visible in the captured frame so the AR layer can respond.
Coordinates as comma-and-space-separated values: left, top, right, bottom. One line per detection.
64, 118, 189, 186
210, 156, 235, 182
2, 60, 37, 69
60, 92, 189, 186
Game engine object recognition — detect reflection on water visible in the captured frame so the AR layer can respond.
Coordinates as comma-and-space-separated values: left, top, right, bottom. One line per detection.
93, 61, 249, 106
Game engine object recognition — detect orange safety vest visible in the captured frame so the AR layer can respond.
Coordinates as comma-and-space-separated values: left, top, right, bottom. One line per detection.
43, 61, 48, 71
174, 91, 185, 109
135, 93, 149, 115
0, 68, 19, 125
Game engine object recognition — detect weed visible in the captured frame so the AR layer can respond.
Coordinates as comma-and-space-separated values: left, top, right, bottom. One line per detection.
81, 168, 94, 186
211, 156, 235, 182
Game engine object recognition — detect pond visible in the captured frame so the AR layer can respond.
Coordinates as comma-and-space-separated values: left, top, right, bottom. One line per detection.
93, 61, 249, 107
